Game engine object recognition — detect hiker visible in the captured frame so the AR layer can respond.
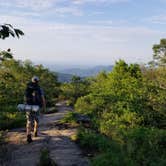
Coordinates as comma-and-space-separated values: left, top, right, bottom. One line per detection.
24, 76, 46, 143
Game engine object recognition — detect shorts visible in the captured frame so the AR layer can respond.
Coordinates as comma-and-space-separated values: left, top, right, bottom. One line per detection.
26, 111, 40, 125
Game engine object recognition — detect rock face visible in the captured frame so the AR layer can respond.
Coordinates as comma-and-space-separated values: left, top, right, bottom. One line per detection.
2, 102, 89, 166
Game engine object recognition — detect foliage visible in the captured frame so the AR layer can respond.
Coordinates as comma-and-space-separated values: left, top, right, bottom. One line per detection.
77, 127, 166, 166
61, 76, 90, 105
0, 111, 25, 130
0, 56, 60, 130
60, 111, 77, 124
74, 59, 166, 165
0, 24, 24, 39
77, 127, 111, 152
0, 58, 59, 107
37, 148, 57, 166
142, 67, 166, 128
76, 60, 145, 129
151, 38, 166, 66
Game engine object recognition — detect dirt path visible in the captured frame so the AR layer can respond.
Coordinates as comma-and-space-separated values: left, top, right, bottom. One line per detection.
2, 102, 89, 166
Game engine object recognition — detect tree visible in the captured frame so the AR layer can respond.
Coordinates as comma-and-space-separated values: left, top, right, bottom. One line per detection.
61, 76, 90, 105
152, 38, 166, 66
0, 24, 24, 39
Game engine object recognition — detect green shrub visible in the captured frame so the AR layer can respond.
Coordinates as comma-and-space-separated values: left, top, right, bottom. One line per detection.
0, 109, 25, 130
77, 128, 111, 152
124, 127, 166, 166
60, 111, 77, 124
37, 148, 57, 166
77, 127, 166, 166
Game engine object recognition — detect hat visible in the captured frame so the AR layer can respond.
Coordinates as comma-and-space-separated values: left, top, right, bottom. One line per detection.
32, 76, 39, 82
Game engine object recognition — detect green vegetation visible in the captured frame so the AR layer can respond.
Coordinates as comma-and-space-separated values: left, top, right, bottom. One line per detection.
151, 38, 166, 66
0, 24, 24, 39
37, 148, 57, 166
74, 59, 166, 165
60, 111, 77, 124
60, 75, 90, 106
1, 27, 165, 165
66, 39, 166, 165
77, 127, 166, 166
0, 54, 60, 130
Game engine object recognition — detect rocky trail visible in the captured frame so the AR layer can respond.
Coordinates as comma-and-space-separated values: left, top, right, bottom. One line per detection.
1, 102, 89, 166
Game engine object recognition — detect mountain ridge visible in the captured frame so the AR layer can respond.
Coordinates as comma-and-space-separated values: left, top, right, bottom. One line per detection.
58, 65, 113, 77
55, 65, 113, 82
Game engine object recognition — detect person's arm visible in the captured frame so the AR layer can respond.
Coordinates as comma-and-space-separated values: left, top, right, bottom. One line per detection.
41, 95, 46, 112
40, 88, 46, 112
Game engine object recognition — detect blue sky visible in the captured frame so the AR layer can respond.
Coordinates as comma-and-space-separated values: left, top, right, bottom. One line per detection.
0, 0, 166, 66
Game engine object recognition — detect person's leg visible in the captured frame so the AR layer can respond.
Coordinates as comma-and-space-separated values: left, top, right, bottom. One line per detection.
26, 112, 33, 143
34, 112, 39, 137
34, 120, 38, 137
26, 121, 31, 135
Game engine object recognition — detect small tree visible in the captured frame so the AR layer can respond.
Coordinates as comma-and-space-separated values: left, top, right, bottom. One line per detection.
152, 38, 166, 66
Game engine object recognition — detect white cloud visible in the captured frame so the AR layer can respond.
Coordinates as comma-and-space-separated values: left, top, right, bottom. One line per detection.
0, 14, 165, 65
0, 0, 57, 10
147, 14, 166, 24
0, 0, 131, 18
72, 0, 130, 5
51, 7, 83, 16
0, 0, 84, 16
0, 0, 130, 11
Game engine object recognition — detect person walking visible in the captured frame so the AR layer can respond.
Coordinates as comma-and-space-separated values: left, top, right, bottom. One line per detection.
24, 76, 46, 143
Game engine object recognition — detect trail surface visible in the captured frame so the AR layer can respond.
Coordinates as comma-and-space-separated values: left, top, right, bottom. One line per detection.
2, 102, 89, 166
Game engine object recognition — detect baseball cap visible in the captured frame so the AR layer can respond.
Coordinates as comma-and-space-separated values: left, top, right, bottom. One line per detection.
32, 76, 39, 82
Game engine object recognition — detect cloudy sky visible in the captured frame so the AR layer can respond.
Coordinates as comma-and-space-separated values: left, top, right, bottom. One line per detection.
0, 0, 166, 66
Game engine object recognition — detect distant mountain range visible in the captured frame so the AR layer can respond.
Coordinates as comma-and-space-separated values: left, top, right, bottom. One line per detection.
59, 65, 113, 77
56, 72, 74, 82
55, 65, 113, 82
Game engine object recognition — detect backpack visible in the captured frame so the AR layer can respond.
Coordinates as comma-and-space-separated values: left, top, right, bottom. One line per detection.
25, 82, 42, 107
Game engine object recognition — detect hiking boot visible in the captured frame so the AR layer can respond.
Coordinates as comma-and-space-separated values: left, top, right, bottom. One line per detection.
34, 131, 38, 137
27, 134, 33, 143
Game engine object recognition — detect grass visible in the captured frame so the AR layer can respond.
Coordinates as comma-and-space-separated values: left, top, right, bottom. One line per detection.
76, 127, 166, 166
60, 111, 77, 124
37, 148, 57, 166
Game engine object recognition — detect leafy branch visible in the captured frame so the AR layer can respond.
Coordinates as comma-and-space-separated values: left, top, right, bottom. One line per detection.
0, 24, 24, 39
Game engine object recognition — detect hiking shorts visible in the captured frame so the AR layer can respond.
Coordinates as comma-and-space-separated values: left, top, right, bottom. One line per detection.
26, 110, 40, 125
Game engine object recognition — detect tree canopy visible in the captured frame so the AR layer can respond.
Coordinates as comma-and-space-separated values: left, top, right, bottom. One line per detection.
152, 38, 166, 66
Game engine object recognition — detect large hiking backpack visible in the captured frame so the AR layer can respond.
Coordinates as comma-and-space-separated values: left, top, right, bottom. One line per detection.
25, 82, 42, 107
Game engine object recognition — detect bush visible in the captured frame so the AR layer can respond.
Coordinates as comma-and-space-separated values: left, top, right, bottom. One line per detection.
77, 127, 166, 166
0, 106, 25, 130
124, 127, 166, 166
77, 128, 111, 153
60, 111, 77, 124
